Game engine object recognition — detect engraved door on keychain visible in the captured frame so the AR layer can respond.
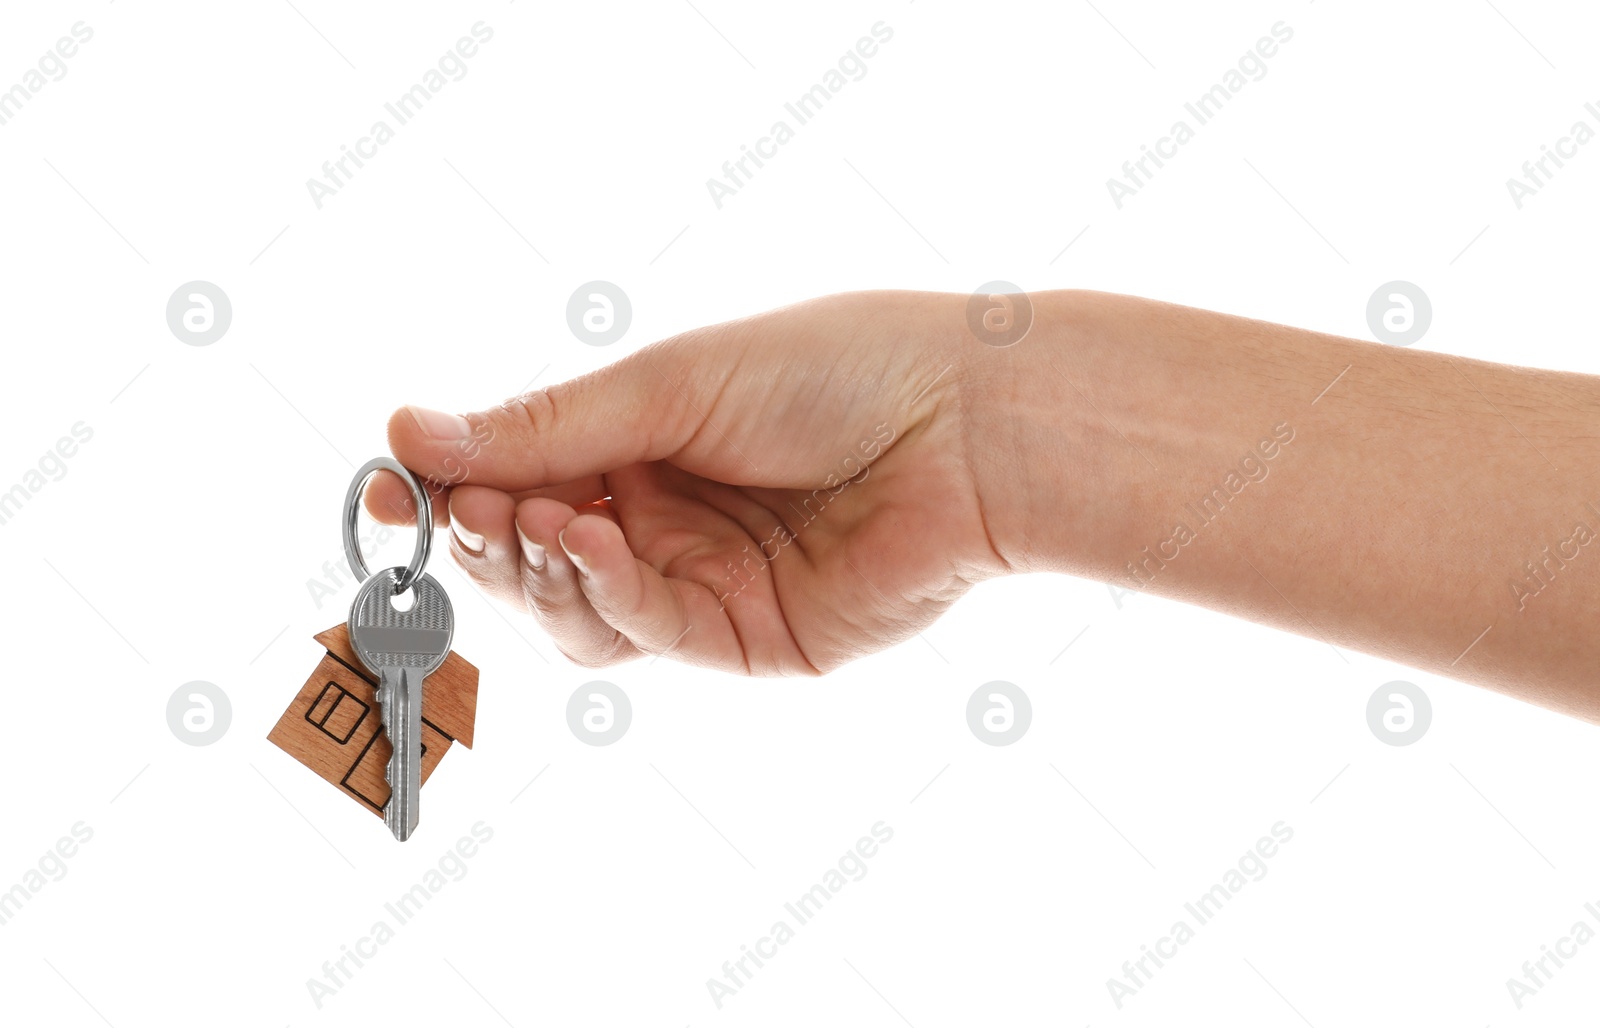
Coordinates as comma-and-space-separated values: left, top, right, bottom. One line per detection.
269, 458, 479, 840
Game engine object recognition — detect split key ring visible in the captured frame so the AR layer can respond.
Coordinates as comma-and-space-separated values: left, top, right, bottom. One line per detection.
342, 457, 433, 594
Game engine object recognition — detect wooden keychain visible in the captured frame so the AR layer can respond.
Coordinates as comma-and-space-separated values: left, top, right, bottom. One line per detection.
269, 458, 479, 839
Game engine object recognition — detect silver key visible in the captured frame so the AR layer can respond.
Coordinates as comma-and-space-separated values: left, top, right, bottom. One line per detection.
348, 568, 454, 841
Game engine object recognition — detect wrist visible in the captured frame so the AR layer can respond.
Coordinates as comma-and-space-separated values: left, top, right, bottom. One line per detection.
958, 289, 1173, 579
957, 290, 1075, 575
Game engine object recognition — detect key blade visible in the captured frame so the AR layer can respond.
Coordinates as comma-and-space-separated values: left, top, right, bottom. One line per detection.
379, 666, 424, 842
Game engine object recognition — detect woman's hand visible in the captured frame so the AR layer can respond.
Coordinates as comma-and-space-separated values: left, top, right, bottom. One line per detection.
366, 291, 1009, 675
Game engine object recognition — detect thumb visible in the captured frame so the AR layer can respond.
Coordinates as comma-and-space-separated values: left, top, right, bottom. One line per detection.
387, 348, 706, 493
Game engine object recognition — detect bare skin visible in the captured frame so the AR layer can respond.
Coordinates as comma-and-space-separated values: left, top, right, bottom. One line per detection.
367, 290, 1600, 724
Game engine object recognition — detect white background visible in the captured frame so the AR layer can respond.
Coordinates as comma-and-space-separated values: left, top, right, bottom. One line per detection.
2, 1, 1598, 1025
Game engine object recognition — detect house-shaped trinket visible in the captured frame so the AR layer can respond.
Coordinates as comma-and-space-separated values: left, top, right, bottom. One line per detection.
268, 623, 478, 816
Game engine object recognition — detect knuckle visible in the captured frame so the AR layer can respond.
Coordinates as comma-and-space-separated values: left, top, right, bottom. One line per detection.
492, 388, 558, 480
506, 387, 557, 440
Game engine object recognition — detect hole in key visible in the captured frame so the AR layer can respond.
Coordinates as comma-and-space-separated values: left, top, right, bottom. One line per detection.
389, 586, 417, 612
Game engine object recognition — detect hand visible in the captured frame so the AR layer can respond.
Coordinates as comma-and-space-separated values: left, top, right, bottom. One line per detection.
367, 291, 1008, 675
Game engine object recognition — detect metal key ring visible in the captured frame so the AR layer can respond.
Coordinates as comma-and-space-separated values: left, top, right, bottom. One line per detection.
343, 457, 433, 594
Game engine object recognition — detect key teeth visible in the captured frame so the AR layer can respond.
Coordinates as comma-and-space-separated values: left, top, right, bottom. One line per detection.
378, 692, 396, 782
377, 687, 404, 833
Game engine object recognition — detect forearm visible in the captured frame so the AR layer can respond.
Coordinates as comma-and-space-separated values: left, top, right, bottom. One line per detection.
968, 290, 1600, 723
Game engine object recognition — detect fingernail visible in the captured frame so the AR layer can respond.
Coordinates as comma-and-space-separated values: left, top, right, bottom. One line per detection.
452, 522, 485, 555
517, 524, 546, 570
557, 529, 590, 577
448, 497, 484, 554
407, 405, 472, 440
